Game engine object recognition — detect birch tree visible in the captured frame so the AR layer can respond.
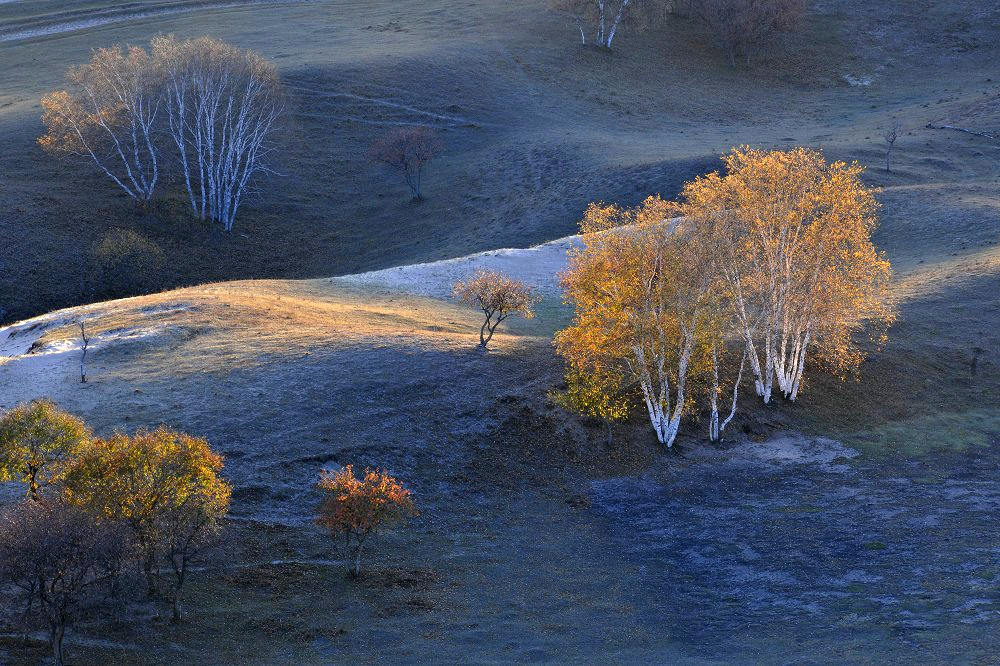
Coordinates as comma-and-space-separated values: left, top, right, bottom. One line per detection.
152, 36, 284, 231
681, 147, 894, 404
39, 44, 164, 201
556, 197, 713, 448
550, 0, 667, 48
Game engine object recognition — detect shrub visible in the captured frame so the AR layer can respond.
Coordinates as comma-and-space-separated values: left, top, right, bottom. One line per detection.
90, 228, 166, 298
0, 400, 90, 500
688, 0, 805, 66
317, 465, 418, 577
368, 126, 442, 200
61, 426, 231, 620
452, 269, 539, 348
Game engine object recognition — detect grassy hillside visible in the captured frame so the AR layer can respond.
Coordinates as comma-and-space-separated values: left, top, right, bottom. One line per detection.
1, 0, 997, 322
0, 0, 999, 662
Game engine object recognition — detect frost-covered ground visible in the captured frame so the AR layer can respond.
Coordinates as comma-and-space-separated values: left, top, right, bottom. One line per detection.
589, 434, 1000, 663
0, 0, 317, 43
331, 234, 581, 299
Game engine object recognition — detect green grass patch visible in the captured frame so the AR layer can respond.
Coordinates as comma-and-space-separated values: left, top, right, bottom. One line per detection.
841, 407, 1000, 457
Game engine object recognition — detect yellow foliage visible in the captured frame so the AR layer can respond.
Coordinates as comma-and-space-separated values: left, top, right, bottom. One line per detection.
61, 426, 231, 581
0, 400, 90, 499
453, 269, 539, 347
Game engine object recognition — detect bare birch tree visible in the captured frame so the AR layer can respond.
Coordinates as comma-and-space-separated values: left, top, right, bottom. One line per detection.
153, 36, 284, 231
40, 44, 163, 201
550, 0, 667, 48
883, 121, 900, 173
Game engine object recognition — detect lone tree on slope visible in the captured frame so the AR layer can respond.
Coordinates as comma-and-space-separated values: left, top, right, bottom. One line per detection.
368, 126, 442, 200
316, 465, 418, 578
453, 269, 539, 349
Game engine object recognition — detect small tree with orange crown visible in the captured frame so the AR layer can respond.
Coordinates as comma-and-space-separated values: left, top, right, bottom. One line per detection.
317, 465, 418, 577
453, 269, 539, 349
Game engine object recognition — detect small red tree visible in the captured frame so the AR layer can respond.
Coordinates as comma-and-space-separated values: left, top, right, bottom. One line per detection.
453, 269, 539, 348
316, 465, 417, 577
368, 126, 442, 200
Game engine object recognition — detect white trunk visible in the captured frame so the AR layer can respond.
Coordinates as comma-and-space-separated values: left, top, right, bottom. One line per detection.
709, 344, 720, 442
633, 327, 694, 449
597, 1, 606, 43
161, 47, 282, 230
605, 0, 630, 47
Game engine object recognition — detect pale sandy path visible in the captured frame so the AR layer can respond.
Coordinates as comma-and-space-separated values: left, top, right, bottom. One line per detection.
0, 0, 317, 42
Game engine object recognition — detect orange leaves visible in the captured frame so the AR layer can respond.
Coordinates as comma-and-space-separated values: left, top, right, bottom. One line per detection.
316, 465, 417, 538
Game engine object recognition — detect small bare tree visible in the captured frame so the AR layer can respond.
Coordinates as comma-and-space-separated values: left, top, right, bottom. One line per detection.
78, 321, 90, 384
883, 121, 900, 173
0, 500, 126, 666
153, 35, 285, 231
453, 269, 539, 349
689, 0, 804, 66
368, 126, 443, 200
39, 44, 163, 202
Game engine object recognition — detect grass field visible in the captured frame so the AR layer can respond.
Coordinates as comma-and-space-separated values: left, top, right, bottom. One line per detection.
0, 0, 999, 663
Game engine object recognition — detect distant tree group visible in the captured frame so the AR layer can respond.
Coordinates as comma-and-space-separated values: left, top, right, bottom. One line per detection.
453, 269, 539, 349
551, 0, 668, 48
547, 0, 805, 64
39, 36, 284, 231
556, 148, 894, 447
368, 126, 443, 201
317, 465, 418, 577
0, 402, 230, 661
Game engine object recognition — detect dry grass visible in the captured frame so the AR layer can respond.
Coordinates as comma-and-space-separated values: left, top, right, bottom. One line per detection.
1, 0, 999, 662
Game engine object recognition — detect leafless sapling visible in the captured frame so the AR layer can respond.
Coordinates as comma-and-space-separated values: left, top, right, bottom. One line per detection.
883, 121, 900, 173
79, 321, 90, 383
368, 126, 443, 200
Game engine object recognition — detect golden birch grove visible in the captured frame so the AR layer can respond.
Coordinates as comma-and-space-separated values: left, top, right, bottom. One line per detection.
557, 149, 895, 447
556, 197, 714, 448
680, 147, 895, 404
